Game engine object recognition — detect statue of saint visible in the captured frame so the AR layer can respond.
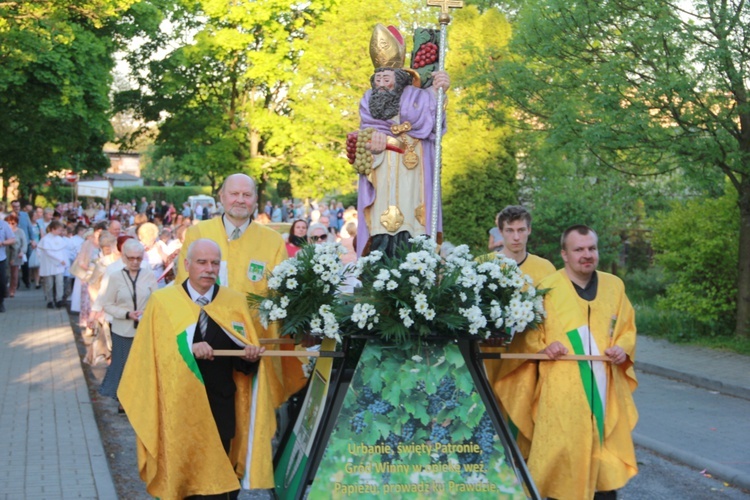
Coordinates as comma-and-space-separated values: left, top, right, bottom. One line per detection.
355, 24, 450, 257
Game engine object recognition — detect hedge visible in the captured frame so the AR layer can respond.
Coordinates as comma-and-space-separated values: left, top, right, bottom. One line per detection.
111, 186, 214, 207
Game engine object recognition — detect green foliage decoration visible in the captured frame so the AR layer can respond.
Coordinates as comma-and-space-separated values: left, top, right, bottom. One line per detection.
249, 237, 546, 346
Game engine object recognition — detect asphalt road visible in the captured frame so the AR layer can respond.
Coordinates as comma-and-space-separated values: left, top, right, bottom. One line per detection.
622, 446, 748, 499
632, 370, 750, 491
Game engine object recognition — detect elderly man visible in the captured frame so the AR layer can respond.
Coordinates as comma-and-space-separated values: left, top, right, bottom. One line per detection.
107, 220, 122, 239
177, 175, 285, 307
176, 173, 302, 405
505, 225, 638, 500
119, 239, 275, 499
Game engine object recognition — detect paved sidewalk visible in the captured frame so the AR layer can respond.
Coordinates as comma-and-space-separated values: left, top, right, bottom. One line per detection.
636, 335, 750, 400
0, 286, 116, 500
634, 334, 750, 492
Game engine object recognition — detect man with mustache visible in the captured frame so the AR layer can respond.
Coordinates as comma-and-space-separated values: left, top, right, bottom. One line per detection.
505, 225, 638, 500
176, 174, 304, 406
119, 239, 275, 499
355, 24, 450, 257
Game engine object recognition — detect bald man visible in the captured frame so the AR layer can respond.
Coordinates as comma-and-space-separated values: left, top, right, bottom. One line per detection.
108, 220, 122, 239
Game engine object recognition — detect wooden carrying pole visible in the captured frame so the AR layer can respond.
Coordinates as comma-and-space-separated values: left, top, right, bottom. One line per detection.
213, 349, 326, 358
217, 350, 607, 361
483, 353, 610, 362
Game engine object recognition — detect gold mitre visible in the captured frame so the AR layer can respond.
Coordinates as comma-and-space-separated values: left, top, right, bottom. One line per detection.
369, 24, 406, 69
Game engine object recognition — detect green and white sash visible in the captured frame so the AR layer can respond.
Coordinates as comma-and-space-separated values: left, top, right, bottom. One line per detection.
567, 326, 607, 442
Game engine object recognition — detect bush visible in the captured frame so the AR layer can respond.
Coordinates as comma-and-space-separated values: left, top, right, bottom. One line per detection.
442, 160, 517, 252
634, 303, 735, 341
111, 186, 213, 206
651, 187, 738, 329
531, 181, 632, 271
622, 266, 668, 305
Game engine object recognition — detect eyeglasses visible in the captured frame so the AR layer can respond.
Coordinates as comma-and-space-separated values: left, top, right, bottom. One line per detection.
125, 256, 144, 261
311, 234, 328, 242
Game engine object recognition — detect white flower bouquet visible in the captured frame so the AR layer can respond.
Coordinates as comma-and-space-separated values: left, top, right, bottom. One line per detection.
340, 236, 546, 342
247, 242, 348, 342
248, 236, 546, 344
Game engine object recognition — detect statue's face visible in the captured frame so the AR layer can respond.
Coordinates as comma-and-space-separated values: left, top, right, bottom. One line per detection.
373, 70, 396, 91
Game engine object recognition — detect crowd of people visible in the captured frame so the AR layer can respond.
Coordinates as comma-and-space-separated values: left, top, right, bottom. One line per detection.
0, 191, 356, 372
0, 194, 358, 315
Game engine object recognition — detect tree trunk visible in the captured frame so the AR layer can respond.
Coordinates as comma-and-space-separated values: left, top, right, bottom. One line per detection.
735, 176, 750, 337
736, 178, 750, 338
257, 173, 267, 208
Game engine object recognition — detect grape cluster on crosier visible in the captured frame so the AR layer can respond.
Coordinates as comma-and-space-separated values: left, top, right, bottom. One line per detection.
413, 42, 438, 69
346, 128, 374, 175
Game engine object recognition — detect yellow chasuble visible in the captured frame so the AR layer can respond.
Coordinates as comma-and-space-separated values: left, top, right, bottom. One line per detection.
177, 217, 307, 405
117, 285, 276, 499
508, 270, 638, 500
489, 253, 556, 457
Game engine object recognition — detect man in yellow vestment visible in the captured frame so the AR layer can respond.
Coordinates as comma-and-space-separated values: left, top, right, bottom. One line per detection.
507, 225, 638, 500
119, 239, 276, 499
176, 173, 305, 405
482, 206, 555, 457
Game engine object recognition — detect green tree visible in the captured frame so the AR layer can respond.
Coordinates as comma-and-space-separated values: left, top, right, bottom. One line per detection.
0, 0, 140, 201
651, 187, 738, 333
480, 0, 750, 337
520, 150, 637, 271
441, 6, 518, 250
139, 145, 188, 186
117, 0, 333, 197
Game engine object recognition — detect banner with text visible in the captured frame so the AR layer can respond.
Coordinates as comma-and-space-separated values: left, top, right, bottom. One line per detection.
309, 340, 526, 498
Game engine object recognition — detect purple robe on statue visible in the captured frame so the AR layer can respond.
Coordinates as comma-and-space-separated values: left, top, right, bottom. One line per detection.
356, 85, 446, 256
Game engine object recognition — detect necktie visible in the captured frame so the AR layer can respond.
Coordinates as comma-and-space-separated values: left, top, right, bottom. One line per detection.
231, 227, 241, 240
196, 296, 209, 339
